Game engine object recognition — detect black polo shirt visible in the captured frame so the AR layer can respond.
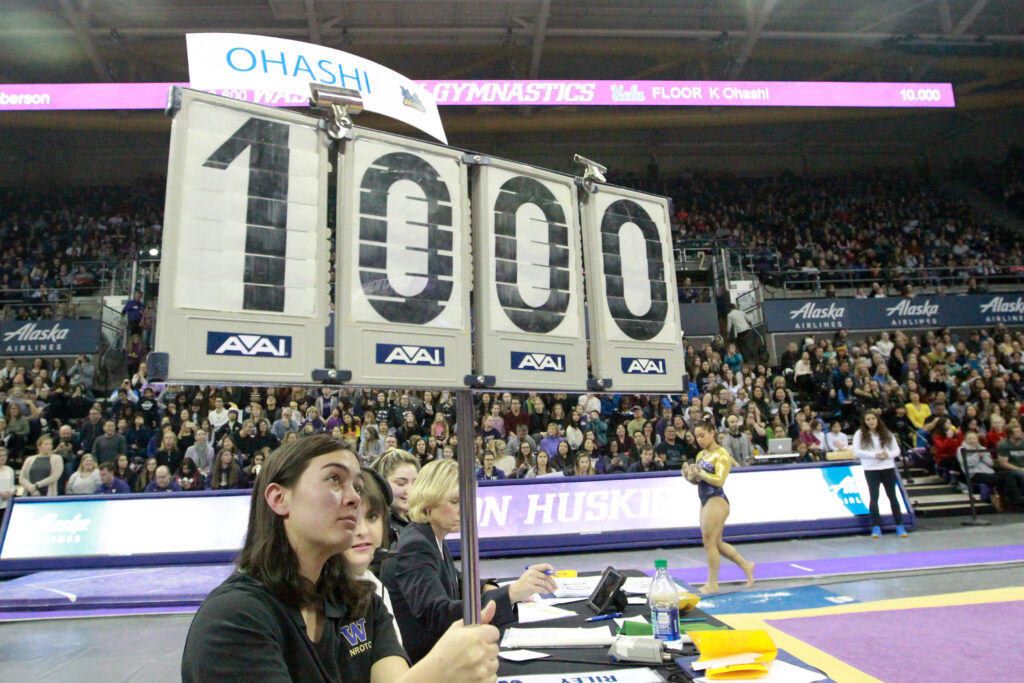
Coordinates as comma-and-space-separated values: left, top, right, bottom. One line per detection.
182, 572, 407, 682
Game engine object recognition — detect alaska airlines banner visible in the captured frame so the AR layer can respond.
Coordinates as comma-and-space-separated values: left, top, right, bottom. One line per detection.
763, 294, 1024, 332
0, 319, 100, 356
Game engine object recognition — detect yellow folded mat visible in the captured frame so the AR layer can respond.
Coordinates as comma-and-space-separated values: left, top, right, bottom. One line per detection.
688, 629, 777, 679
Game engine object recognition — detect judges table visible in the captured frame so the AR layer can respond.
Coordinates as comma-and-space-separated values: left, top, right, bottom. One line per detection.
496, 570, 833, 682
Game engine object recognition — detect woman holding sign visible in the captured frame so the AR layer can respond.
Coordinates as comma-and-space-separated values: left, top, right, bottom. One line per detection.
182, 435, 502, 682
682, 421, 756, 594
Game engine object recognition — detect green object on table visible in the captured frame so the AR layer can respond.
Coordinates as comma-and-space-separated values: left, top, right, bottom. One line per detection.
618, 620, 729, 636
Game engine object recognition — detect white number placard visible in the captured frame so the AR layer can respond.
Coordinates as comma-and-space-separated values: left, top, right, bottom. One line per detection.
155, 88, 329, 383
471, 160, 587, 389
334, 128, 471, 387
579, 184, 684, 392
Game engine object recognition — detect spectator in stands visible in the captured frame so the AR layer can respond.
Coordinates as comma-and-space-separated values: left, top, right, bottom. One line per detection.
68, 354, 95, 394
995, 422, 1024, 492
628, 444, 664, 473
574, 452, 597, 476
176, 457, 205, 492
721, 415, 753, 467
121, 290, 145, 335
111, 453, 133, 488
209, 449, 246, 490
270, 406, 299, 441
134, 457, 158, 493
5, 401, 29, 440
184, 428, 215, 475
145, 465, 182, 493
476, 451, 505, 481
371, 449, 421, 543
96, 461, 131, 494
359, 425, 384, 463
92, 419, 127, 464
208, 397, 230, 434
66, 453, 100, 495
958, 431, 1023, 511
155, 430, 182, 473
20, 435, 62, 497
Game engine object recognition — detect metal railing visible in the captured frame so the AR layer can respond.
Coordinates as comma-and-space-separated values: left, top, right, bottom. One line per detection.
761, 265, 1024, 298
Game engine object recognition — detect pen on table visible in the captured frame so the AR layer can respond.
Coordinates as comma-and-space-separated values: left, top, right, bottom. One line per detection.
526, 566, 556, 575
585, 612, 622, 622
679, 617, 706, 622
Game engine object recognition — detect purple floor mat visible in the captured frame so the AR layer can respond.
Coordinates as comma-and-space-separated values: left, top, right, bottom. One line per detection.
766, 601, 1023, 682
663, 544, 1024, 586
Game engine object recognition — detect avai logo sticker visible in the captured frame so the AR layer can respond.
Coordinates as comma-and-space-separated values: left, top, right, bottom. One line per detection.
511, 352, 566, 372
621, 357, 666, 375
207, 332, 292, 357
376, 343, 445, 366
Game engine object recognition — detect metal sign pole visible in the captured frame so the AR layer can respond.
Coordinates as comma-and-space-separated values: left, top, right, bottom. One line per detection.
455, 387, 482, 623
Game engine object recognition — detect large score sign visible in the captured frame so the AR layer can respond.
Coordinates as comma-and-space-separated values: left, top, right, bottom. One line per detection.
154, 89, 684, 389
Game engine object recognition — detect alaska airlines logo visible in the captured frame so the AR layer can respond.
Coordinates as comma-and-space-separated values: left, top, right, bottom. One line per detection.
400, 86, 426, 112
621, 357, 666, 374
789, 302, 845, 321
206, 332, 292, 358
376, 343, 445, 366
885, 299, 939, 317
980, 296, 1024, 314
820, 468, 869, 515
2, 322, 71, 342
511, 351, 566, 372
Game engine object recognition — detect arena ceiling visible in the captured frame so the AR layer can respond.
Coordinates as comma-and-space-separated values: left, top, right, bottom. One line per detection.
1, 1, 1023, 167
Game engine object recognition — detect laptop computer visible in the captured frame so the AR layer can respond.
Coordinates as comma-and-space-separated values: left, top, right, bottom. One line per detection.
768, 437, 792, 454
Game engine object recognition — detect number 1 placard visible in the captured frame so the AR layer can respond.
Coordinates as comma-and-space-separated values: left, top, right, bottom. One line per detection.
154, 88, 330, 383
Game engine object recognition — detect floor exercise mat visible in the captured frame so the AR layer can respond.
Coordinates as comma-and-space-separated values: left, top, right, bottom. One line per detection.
765, 600, 1024, 683
695, 585, 859, 614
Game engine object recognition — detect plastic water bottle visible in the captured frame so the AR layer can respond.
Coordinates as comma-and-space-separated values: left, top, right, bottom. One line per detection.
648, 559, 680, 641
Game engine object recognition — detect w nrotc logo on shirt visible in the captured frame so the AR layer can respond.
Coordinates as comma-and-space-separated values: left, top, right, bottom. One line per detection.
339, 618, 371, 656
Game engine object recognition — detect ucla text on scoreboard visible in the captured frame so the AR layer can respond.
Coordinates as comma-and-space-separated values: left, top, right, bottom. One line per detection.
154, 88, 684, 392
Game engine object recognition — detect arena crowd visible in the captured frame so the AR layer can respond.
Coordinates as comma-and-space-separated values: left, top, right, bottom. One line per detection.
1, 322, 1023, 516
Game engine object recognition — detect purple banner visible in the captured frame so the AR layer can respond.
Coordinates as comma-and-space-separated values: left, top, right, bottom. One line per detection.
0, 80, 954, 111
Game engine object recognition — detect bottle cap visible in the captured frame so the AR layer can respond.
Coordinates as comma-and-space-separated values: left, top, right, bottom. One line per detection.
654, 559, 667, 569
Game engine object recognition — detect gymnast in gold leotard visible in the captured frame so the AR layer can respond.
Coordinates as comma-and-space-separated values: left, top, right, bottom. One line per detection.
682, 421, 756, 594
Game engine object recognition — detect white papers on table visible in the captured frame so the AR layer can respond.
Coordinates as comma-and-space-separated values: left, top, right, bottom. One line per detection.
622, 576, 685, 595
693, 659, 827, 683
551, 575, 601, 598
498, 649, 550, 662
500, 625, 616, 649
614, 614, 649, 629
628, 596, 648, 605
516, 602, 577, 624
495, 668, 665, 683
692, 652, 760, 671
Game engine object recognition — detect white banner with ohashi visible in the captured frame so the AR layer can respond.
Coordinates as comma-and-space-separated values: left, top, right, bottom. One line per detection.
185, 33, 447, 143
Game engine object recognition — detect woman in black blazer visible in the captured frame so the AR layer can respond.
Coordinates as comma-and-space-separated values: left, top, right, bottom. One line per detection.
381, 459, 557, 663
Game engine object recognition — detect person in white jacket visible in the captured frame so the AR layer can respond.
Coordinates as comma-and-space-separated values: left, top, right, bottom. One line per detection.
852, 411, 907, 538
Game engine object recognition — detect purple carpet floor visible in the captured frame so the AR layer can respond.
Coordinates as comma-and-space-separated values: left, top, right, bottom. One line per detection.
765, 600, 1023, 682
662, 544, 1024, 586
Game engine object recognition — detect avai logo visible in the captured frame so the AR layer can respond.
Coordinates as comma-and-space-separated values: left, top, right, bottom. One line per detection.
511, 351, 566, 372
820, 468, 869, 515
376, 343, 445, 366
621, 357, 666, 375
206, 332, 292, 358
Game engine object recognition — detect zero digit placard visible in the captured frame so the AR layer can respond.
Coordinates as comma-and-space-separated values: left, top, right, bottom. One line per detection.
153, 88, 329, 384
335, 128, 471, 387
471, 160, 587, 389
579, 184, 685, 392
